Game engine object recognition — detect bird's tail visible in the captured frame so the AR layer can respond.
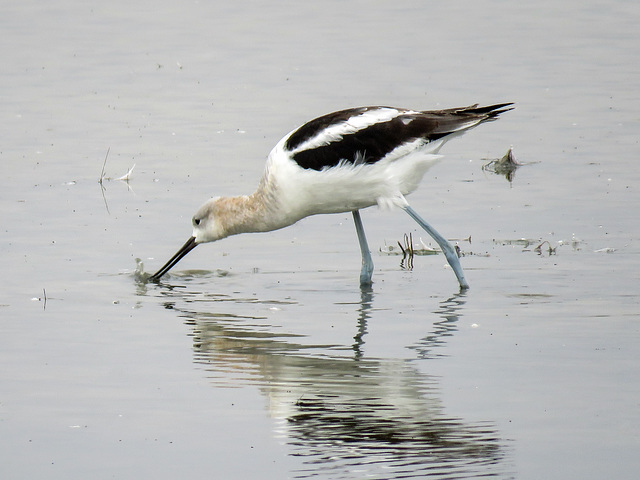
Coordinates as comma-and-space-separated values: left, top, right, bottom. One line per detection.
442, 103, 514, 119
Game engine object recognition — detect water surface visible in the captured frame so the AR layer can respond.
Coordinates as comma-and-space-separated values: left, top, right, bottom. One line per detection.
2, 1, 639, 479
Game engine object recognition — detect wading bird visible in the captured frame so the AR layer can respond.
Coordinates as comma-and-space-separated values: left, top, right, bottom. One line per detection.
149, 103, 512, 288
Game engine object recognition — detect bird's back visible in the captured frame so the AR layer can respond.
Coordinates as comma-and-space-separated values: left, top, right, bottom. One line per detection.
282, 104, 512, 171
261, 104, 512, 221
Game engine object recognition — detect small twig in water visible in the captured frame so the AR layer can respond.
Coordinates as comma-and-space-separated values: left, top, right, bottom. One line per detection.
99, 148, 135, 183
99, 147, 110, 185
534, 240, 556, 255
98, 148, 136, 214
398, 233, 414, 270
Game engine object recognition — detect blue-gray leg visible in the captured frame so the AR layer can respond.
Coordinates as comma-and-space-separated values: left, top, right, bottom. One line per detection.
352, 210, 374, 286
403, 205, 470, 290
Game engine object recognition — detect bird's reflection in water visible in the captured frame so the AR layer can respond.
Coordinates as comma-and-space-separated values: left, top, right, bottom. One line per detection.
158, 286, 510, 479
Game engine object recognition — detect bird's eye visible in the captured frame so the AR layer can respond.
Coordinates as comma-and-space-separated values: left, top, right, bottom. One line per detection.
193, 217, 201, 226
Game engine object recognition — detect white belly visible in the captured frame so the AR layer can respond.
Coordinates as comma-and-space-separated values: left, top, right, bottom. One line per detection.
275, 151, 443, 220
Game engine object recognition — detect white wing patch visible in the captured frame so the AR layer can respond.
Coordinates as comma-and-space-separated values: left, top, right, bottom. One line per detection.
291, 107, 407, 154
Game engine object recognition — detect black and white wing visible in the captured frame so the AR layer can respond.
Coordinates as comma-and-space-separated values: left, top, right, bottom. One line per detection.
281, 103, 513, 171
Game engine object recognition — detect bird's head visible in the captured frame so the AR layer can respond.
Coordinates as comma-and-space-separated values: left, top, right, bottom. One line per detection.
191, 196, 227, 244
148, 196, 228, 281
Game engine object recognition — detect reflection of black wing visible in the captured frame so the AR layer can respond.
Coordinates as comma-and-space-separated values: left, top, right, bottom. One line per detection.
283, 365, 504, 479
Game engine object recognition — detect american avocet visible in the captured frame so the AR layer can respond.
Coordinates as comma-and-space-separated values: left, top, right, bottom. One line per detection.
150, 103, 512, 288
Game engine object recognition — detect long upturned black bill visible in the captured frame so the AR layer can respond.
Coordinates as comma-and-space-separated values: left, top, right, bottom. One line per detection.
149, 236, 198, 281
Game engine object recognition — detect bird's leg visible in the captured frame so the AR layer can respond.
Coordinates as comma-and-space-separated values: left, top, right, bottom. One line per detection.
402, 205, 470, 290
352, 210, 374, 286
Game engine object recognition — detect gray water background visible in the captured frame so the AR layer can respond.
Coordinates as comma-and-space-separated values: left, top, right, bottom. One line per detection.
2, 1, 639, 479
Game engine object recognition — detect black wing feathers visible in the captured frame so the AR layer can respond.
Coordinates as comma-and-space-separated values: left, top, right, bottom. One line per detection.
292, 114, 445, 171
284, 107, 370, 152
288, 103, 512, 171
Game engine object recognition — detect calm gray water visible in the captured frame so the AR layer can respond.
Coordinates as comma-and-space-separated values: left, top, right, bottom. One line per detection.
2, 1, 639, 479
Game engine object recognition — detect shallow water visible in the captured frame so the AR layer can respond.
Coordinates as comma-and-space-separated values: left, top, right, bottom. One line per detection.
2, 1, 639, 479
